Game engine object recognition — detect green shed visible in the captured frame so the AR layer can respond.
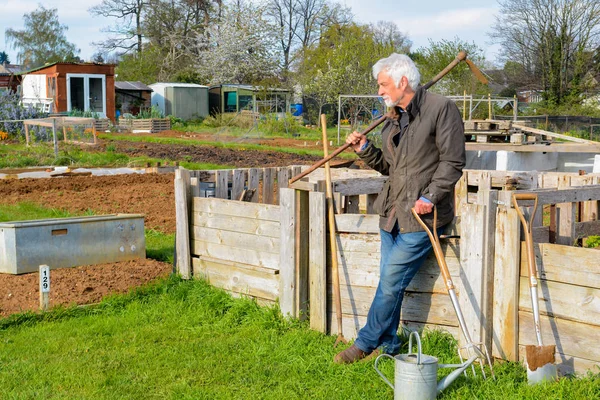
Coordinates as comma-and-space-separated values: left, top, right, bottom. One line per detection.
208, 84, 291, 116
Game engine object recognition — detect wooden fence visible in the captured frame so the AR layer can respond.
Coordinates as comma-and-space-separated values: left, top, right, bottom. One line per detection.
175, 166, 600, 375
118, 118, 171, 133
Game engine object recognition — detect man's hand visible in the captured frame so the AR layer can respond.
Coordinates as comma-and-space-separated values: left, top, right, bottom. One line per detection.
346, 131, 367, 152
413, 198, 433, 215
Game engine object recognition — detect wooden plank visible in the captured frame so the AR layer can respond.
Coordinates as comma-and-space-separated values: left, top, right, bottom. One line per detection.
333, 177, 386, 196
476, 188, 498, 354
518, 242, 600, 289
575, 220, 600, 238
366, 194, 377, 214
518, 277, 600, 325
231, 169, 246, 201
289, 179, 318, 192
465, 170, 537, 190
191, 226, 279, 254
309, 191, 327, 333
492, 198, 521, 361
263, 167, 274, 204
295, 190, 309, 320
193, 197, 280, 222
248, 168, 260, 203
191, 240, 279, 270
330, 287, 459, 326
215, 170, 229, 199
175, 168, 192, 279
454, 173, 468, 216
519, 310, 600, 366
513, 124, 596, 144
329, 313, 459, 339
344, 195, 360, 214
279, 188, 296, 317
277, 168, 292, 204
334, 214, 379, 234
192, 213, 280, 238
557, 176, 576, 245
192, 256, 279, 301
458, 202, 487, 349
518, 185, 600, 205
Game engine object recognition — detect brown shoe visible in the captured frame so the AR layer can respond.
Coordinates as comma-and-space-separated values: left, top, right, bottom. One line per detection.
334, 344, 374, 364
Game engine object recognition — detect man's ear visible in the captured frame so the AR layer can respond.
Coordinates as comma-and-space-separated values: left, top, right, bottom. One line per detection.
399, 76, 408, 89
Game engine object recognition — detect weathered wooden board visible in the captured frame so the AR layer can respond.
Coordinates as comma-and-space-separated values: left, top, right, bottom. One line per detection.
492, 200, 521, 361
192, 212, 280, 238
519, 242, 600, 289
330, 285, 459, 327
175, 168, 191, 279
519, 310, 600, 368
279, 188, 296, 317
191, 226, 279, 254
328, 312, 459, 339
518, 277, 600, 325
191, 240, 279, 270
193, 197, 280, 221
309, 191, 327, 333
192, 256, 279, 301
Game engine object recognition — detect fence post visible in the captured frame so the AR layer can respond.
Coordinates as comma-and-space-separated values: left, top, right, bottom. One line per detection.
279, 188, 297, 318
175, 167, 192, 279
459, 201, 487, 350
557, 175, 576, 245
309, 191, 327, 332
295, 189, 310, 319
491, 190, 521, 361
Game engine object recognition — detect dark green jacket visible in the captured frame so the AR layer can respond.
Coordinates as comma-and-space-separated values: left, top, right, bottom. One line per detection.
357, 87, 465, 233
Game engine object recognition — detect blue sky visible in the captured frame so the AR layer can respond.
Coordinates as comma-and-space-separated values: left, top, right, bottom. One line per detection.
0, 0, 502, 65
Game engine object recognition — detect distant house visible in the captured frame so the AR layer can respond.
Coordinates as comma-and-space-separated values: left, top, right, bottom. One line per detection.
18, 62, 116, 121
115, 81, 153, 116
0, 63, 23, 93
516, 87, 544, 103
208, 84, 291, 116
149, 82, 209, 120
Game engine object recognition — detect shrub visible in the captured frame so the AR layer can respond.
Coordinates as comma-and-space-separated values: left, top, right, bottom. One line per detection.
258, 113, 300, 136
0, 91, 48, 138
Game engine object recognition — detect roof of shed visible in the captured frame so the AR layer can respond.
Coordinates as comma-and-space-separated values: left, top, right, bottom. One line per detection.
149, 82, 209, 88
115, 81, 153, 91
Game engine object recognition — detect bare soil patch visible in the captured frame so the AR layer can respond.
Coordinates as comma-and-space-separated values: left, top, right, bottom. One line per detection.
0, 138, 360, 319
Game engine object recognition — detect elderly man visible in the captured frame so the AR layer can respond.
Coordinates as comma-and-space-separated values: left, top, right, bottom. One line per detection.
334, 53, 465, 364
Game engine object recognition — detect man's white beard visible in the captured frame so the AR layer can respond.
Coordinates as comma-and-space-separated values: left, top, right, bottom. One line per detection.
384, 98, 398, 107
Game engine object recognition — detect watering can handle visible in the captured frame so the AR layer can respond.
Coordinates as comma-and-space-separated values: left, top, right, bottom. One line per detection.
407, 331, 423, 364
373, 354, 395, 390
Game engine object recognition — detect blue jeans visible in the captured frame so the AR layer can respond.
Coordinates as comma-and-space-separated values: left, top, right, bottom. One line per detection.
353, 222, 444, 355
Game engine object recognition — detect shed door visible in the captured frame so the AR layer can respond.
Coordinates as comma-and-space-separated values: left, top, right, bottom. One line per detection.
66, 73, 106, 117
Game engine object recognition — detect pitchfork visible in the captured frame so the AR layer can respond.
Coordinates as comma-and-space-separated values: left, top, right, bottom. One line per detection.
412, 206, 495, 379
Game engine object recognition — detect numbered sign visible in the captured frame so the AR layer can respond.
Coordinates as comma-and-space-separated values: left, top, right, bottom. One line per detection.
40, 265, 50, 293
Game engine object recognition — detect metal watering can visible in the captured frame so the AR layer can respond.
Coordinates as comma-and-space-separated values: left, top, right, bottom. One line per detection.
374, 331, 478, 399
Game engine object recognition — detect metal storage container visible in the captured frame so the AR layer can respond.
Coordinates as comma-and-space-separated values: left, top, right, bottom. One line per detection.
0, 214, 145, 275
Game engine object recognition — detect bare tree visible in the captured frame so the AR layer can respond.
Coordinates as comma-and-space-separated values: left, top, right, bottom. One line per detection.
89, 0, 147, 54
369, 21, 412, 54
490, 0, 600, 105
265, 0, 301, 77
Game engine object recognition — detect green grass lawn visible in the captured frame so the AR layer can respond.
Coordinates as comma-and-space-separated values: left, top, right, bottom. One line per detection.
1, 277, 599, 399
1, 204, 599, 398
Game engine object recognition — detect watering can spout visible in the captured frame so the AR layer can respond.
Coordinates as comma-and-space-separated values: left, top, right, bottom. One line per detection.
436, 355, 478, 394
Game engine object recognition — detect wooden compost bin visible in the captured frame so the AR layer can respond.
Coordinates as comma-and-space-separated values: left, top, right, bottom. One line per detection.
175, 166, 600, 375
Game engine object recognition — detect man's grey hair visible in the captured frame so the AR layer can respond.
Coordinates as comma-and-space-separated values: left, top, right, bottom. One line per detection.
372, 53, 420, 90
